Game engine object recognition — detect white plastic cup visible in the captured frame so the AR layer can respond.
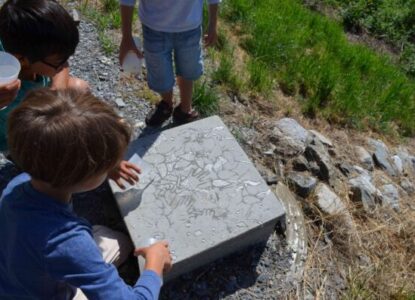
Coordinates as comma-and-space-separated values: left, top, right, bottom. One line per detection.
0, 52, 21, 86
122, 37, 144, 76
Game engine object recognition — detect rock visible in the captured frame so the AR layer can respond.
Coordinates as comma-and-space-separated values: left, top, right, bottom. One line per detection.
354, 146, 374, 171
315, 183, 346, 215
255, 163, 279, 185
336, 162, 354, 177
256, 273, 270, 284
270, 118, 310, 156
292, 156, 309, 171
369, 139, 398, 177
380, 184, 400, 211
353, 165, 372, 182
309, 130, 333, 148
308, 161, 320, 175
263, 146, 275, 156
71, 9, 80, 25
400, 178, 414, 195
266, 175, 279, 185
287, 172, 318, 197
304, 141, 334, 181
397, 147, 415, 175
392, 155, 403, 175
115, 98, 126, 108
349, 175, 382, 210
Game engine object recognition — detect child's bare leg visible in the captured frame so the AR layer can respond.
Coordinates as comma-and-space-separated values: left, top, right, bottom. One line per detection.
177, 76, 193, 113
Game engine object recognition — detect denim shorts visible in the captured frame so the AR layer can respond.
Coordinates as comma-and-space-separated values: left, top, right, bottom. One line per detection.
142, 24, 203, 93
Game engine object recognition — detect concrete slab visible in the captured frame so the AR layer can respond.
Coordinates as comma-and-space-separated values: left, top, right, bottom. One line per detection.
110, 116, 285, 281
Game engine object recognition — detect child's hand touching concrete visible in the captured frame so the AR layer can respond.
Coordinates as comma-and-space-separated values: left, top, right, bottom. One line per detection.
135, 241, 173, 276
0, 79, 20, 109
108, 160, 141, 189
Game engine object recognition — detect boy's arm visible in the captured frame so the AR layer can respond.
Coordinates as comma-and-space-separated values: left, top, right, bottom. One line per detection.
44, 225, 162, 300
204, 1, 220, 47
119, 0, 142, 65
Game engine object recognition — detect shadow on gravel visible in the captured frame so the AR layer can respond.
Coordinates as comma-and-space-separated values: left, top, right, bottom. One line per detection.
128, 122, 177, 158
160, 241, 268, 300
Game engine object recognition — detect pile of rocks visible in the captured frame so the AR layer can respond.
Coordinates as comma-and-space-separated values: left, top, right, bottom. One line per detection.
264, 118, 414, 215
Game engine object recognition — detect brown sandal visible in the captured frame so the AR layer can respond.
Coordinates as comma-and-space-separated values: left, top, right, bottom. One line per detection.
172, 106, 199, 125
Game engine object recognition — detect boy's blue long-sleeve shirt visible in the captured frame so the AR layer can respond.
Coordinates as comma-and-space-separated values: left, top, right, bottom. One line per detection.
120, 0, 221, 32
0, 174, 162, 299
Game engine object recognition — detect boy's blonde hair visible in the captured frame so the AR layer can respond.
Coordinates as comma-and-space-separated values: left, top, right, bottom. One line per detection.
8, 89, 131, 187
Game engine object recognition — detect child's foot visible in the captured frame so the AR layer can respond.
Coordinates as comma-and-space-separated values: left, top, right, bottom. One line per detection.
145, 101, 173, 126
172, 106, 199, 125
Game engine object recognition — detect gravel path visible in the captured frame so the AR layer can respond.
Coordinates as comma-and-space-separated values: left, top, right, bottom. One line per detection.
0, 14, 295, 299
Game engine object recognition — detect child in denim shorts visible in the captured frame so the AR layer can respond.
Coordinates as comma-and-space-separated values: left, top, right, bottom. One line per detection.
119, 0, 220, 126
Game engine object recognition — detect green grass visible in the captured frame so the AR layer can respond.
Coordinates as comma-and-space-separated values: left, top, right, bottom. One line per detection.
212, 50, 243, 92
221, 0, 415, 136
192, 80, 219, 116
79, 0, 122, 54
314, 0, 415, 77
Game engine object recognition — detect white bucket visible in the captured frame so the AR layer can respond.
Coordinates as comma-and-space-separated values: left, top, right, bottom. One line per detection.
122, 37, 144, 76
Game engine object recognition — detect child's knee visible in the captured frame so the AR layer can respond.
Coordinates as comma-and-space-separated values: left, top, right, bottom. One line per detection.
68, 77, 90, 92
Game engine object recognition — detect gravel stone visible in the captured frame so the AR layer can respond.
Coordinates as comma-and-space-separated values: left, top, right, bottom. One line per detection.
287, 172, 318, 197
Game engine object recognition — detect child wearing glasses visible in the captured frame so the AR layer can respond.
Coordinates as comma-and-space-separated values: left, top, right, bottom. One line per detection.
0, 0, 140, 188
0, 0, 88, 152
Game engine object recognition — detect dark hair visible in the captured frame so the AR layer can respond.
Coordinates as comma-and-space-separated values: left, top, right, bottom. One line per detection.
8, 89, 131, 188
0, 0, 79, 63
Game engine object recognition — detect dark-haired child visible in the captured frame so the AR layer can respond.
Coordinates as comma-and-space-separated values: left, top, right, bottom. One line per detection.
0, 89, 172, 299
0, 0, 140, 188
0, 0, 87, 151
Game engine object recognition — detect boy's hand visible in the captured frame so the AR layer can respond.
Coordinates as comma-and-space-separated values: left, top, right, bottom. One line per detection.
0, 79, 21, 109
135, 241, 173, 276
119, 36, 144, 66
108, 160, 141, 189
204, 27, 218, 47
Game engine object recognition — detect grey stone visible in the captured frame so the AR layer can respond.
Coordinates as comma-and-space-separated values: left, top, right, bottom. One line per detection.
308, 161, 320, 175
71, 9, 80, 25
292, 156, 309, 172
255, 163, 279, 185
315, 183, 346, 215
286, 173, 318, 197
309, 130, 333, 148
115, 98, 126, 108
397, 147, 415, 175
349, 175, 382, 210
270, 118, 310, 156
353, 165, 372, 182
304, 141, 334, 181
380, 184, 400, 211
400, 178, 415, 195
392, 155, 403, 175
336, 162, 354, 177
266, 175, 279, 185
354, 146, 374, 171
369, 139, 398, 177
110, 116, 285, 282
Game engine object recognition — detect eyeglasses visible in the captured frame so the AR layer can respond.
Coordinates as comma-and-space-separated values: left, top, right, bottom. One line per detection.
41, 58, 68, 71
